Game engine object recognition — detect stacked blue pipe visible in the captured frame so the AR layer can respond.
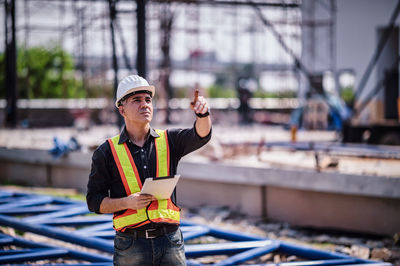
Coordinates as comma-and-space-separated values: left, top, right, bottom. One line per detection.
0, 189, 392, 265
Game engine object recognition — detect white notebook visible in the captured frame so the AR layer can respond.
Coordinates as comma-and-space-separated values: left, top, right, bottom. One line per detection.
140, 175, 181, 200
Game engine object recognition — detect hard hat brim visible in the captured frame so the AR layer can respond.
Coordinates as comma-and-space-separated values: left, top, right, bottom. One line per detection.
115, 85, 155, 107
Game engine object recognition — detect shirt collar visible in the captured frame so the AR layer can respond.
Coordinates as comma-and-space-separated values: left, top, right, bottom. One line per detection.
118, 126, 160, 145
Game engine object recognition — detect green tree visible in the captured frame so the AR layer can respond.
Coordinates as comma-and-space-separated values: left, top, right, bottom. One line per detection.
253, 89, 297, 98
1, 46, 83, 99
207, 84, 236, 98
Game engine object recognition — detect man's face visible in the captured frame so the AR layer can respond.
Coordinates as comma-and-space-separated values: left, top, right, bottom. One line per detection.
119, 93, 153, 124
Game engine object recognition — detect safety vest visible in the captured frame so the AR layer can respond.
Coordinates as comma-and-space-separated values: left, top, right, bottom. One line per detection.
108, 129, 180, 231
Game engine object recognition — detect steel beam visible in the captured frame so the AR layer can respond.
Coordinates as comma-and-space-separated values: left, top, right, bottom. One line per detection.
4, 0, 18, 128
0, 233, 112, 263
0, 248, 68, 264
40, 216, 112, 226
185, 240, 275, 258
0, 214, 114, 253
0, 234, 14, 244
23, 205, 89, 223
279, 241, 364, 261
75, 220, 113, 233
0, 196, 53, 210
209, 226, 265, 242
136, 0, 147, 77
214, 241, 280, 266
262, 261, 392, 266
0, 205, 68, 215
0, 189, 392, 265
181, 225, 211, 241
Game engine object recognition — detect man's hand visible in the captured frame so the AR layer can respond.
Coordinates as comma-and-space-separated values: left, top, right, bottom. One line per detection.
189, 89, 212, 137
99, 193, 156, 214
125, 192, 156, 210
190, 89, 209, 116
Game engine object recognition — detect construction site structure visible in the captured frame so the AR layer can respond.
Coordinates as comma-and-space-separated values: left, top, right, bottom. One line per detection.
342, 21, 400, 145
3, 0, 399, 146
2, 0, 306, 127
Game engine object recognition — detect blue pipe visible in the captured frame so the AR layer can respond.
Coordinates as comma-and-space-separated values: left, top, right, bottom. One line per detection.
76, 221, 113, 233
208, 227, 265, 242
185, 240, 274, 258
203, 223, 375, 264
258, 259, 391, 266
0, 248, 68, 264
0, 234, 14, 244
23, 205, 89, 223
0, 205, 66, 215
0, 249, 38, 254
0, 197, 15, 203
279, 241, 362, 261
181, 225, 210, 232
41, 216, 112, 226
0, 190, 14, 198
215, 241, 280, 266
180, 220, 198, 226
51, 197, 86, 205
183, 226, 211, 241
7, 233, 112, 263
0, 190, 391, 265
343, 264, 392, 266
186, 260, 205, 266
0, 215, 114, 253
38, 264, 113, 266
0, 190, 83, 206
85, 231, 115, 239
0, 195, 53, 210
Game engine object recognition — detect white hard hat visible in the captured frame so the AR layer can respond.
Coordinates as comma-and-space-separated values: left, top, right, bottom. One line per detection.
115, 75, 155, 107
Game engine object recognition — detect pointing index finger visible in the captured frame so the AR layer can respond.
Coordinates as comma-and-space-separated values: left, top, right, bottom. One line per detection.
190, 89, 199, 110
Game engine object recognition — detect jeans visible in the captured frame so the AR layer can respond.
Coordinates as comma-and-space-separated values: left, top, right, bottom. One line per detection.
113, 228, 186, 266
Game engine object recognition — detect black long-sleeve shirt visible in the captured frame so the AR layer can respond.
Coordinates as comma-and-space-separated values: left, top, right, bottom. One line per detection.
86, 124, 211, 219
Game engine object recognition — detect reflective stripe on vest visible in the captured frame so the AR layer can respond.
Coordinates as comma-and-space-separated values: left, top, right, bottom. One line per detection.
108, 130, 180, 231
154, 129, 169, 177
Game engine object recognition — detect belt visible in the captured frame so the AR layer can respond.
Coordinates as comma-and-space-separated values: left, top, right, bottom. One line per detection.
121, 225, 178, 239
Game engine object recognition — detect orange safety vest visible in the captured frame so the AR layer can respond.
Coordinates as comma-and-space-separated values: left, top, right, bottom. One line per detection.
108, 129, 180, 231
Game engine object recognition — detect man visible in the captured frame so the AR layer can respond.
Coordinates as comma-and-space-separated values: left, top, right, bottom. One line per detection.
86, 74, 211, 265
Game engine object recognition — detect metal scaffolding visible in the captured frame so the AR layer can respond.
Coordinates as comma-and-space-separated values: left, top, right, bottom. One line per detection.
2, 0, 338, 126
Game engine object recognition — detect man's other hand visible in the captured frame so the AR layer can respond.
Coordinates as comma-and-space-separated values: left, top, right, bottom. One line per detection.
125, 192, 156, 210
